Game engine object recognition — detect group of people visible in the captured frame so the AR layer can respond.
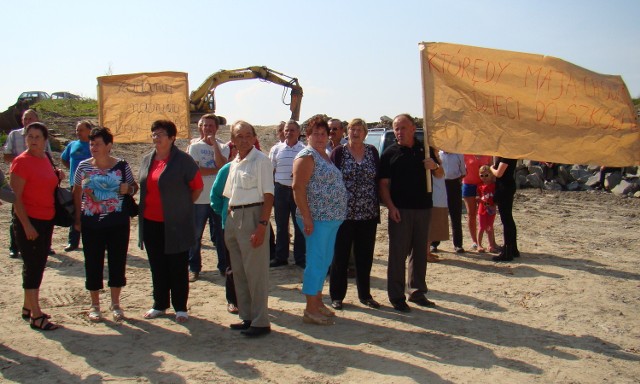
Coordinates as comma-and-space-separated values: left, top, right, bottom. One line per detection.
434, 152, 520, 262
1, 109, 520, 336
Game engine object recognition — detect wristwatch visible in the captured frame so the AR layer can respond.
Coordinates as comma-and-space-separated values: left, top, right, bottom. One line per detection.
258, 220, 269, 226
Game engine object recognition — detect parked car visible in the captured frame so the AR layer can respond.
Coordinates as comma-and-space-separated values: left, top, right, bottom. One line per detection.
17, 91, 50, 106
364, 127, 424, 155
51, 91, 81, 100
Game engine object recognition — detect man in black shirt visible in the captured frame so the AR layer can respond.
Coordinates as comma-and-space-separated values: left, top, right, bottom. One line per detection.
379, 114, 441, 312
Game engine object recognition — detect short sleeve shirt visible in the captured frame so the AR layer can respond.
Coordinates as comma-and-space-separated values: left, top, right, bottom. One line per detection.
10, 152, 58, 220
270, 141, 305, 186
332, 144, 379, 220
61, 140, 91, 185
295, 146, 347, 221
379, 139, 434, 209
187, 139, 230, 204
74, 159, 135, 228
223, 147, 274, 206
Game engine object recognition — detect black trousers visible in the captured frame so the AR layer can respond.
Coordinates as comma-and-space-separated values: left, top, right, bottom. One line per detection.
82, 223, 129, 291
497, 190, 518, 253
330, 219, 378, 301
143, 219, 189, 312
13, 216, 53, 289
445, 178, 463, 247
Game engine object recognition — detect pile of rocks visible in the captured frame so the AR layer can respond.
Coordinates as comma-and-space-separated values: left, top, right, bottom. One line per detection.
516, 162, 640, 198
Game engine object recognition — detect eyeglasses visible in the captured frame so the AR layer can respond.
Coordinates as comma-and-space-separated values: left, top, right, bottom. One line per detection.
480, 174, 490, 178
151, 132, 168, 139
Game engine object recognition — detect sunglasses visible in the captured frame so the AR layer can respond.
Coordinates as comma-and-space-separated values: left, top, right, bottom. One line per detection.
480, 174, 490, 178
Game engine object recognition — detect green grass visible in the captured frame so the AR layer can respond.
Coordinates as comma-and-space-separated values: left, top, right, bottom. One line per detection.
0, 131, 6, 147
32, 98, 98, 118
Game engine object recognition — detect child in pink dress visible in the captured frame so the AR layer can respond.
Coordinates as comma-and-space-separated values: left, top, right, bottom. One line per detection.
477, 165, 499, 253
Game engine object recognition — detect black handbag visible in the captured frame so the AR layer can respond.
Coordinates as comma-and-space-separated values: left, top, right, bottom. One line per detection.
117, 160, 138, 218
46, 153, 75, 227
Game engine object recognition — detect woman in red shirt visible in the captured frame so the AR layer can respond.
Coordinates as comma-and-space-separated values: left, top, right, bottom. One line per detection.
10, 122, 63, 331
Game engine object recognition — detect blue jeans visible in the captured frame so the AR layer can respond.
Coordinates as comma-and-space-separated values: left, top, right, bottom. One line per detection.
189, 204, 227, 274
297, 218, 342, 295
274, 183, 305, 264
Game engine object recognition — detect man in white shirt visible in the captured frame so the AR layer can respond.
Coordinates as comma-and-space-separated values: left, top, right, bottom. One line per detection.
269, 120, 306, 268
187, 114, 230, 281
224, 120, 274, 337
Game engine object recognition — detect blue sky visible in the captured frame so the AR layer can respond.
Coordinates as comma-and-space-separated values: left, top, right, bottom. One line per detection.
2, 0, 638, 125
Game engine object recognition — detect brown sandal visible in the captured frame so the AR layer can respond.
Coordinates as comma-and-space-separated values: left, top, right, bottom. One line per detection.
303, 310, 334, 325
318, 306, 336, 317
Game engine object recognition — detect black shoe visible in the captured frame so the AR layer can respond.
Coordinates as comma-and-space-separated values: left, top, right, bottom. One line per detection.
408, 296, 436, 308
492, 254, 514, 262
9, 250, 19, 259
331, 300, 343, 310
48, 248, 56, 255
241, 326, 271, 337
513, 249, 521, 258
430, 245, 438, 253
269, 259, 288, 268
392, 301, 411, 312
454, 246, 465, 253
63, 244, 78, 252
295, 262, 306, 269
230, 320, 252, 330
360, 298, 381, 309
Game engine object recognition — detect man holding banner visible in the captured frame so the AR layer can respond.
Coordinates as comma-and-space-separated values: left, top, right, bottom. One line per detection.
378, 114, 441, 312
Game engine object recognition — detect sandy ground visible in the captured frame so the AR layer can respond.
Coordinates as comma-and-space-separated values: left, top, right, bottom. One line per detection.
0, 123, 639, 383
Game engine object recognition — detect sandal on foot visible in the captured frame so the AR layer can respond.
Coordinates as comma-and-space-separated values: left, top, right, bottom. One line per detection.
88, 305, 101, 322
427, 254, 441, 262
110, 304, 125, 321
144, 308, 166, 319
319, 306, 336, 317
22, 307, 50, 320
302, 310, 334, 325
175, 311, 189, 323
489, 246, 501, 253
477, 246, 486, 253
30, 315, 59, 331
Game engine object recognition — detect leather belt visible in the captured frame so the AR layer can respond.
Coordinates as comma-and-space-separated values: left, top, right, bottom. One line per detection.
275, 182, 292, 189
229, 202, 263, 210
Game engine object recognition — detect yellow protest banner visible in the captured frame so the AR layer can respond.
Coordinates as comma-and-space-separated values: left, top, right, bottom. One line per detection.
97, 72, 190, 143
420, 42, 640, 166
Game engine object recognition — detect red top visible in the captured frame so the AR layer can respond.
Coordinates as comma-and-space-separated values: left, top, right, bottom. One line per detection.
477, 183, 496, 216
144, 159, 203, 222
463, 155, 493, 185
10, 152, 58, 220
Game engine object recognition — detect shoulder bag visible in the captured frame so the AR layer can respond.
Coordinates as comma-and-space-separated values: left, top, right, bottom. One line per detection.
45, 152, 75, 227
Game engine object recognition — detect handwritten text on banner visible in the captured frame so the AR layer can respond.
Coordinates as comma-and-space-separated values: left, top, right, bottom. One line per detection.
420, 42, 639, 166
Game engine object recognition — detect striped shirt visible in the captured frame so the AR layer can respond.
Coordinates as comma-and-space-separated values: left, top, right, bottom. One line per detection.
270, 141, 305, 186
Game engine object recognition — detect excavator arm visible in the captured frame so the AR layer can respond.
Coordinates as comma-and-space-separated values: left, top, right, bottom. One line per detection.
190, 66, 303, 121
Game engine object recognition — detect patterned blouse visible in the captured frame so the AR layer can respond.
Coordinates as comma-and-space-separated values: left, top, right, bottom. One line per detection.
74, 159, 135, 228
295, 146, 347, 221
332, 144, 380, 221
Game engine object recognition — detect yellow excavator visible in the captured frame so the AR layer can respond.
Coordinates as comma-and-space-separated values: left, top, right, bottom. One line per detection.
190, 66, 303, 122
